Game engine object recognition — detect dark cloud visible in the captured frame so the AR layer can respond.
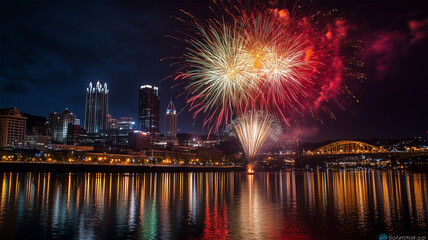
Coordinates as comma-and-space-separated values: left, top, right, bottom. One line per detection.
0, 81, 29, 94
1, 2, 170, 88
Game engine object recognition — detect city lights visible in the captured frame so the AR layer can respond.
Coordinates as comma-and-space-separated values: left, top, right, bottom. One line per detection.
0, 0, 426, 239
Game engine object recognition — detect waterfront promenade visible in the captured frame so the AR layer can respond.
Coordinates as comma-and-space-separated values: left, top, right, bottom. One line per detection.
0, 161, 244, 173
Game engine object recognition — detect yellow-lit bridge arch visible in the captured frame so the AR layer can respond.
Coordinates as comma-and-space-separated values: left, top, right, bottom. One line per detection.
309, 141, 388, 155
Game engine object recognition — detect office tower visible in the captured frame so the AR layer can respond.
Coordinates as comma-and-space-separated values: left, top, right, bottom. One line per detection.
85, 81, 109, 133
49, 109, 76, 144
138, 85, 160, 141
164, 100, 177, 137
0, 107, 27, 148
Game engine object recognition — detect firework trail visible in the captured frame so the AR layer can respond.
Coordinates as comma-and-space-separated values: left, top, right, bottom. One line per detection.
182, 21, 258, 129
226, 111, 282, 163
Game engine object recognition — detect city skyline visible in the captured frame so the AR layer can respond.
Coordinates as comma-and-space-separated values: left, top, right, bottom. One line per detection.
0, 1, 427, 239
0, 0, 427, 141
4, 77, 426, 141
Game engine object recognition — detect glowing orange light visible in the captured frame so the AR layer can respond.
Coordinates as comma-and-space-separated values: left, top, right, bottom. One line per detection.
247, 164, 254, 174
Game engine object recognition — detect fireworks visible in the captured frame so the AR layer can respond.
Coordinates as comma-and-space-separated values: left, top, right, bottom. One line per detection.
177, 3, 354, 129
182, 22, 258, 128
175, 1, 361, 166
226, 111, 282, 162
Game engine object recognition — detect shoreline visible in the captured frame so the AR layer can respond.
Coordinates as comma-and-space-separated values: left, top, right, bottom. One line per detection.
0, 162, 245, 173
1, 162, 425, 173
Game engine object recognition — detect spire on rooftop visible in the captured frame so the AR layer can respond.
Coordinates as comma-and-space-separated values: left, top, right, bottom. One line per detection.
166, 99, 176, 114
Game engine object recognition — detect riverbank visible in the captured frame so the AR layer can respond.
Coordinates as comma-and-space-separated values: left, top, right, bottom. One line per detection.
0, 162, 245, 173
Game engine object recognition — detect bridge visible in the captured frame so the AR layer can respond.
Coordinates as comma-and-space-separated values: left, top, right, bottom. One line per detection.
296, 140, 428, 168
307, 141, 388, 155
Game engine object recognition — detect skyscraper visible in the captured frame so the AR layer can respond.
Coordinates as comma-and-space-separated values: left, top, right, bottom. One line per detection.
164, 100, 177, 137
138, 85, 160, 141
0, 107, 27, 148
49, 109, 76, 144
85, 81, 109, 133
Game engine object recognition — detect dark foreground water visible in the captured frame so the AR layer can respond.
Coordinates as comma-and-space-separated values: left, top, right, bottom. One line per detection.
0, 171, 426, 239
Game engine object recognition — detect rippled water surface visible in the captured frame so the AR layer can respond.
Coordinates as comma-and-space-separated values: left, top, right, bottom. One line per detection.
0, 171, 426, 239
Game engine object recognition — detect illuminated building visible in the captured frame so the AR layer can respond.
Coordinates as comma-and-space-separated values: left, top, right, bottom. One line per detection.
164, 100, 177, 137
25, 134, 50, 150
85, 81, 109, 133
107, 114, 117, 129
161, 99, 178, 145
128, 131, 151, 151
108, 115, 135, 130
117, 117, 135, 130
49, 109, 76, 144
138, 85, 160, 142
0, 107, 27, 148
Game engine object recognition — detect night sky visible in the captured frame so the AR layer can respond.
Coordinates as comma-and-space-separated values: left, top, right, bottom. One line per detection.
1, 0, 427, 142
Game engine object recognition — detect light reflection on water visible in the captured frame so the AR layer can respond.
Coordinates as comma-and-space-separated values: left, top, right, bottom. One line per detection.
0, 171, 426, 239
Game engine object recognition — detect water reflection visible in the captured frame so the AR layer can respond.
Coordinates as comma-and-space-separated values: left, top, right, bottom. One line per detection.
0, 171, 426, 239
